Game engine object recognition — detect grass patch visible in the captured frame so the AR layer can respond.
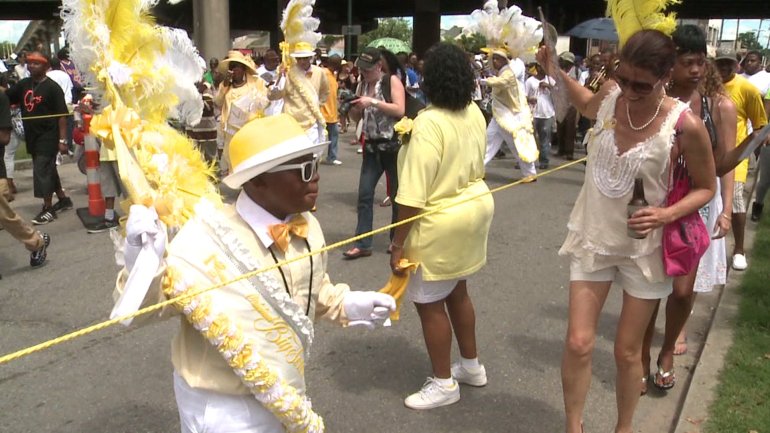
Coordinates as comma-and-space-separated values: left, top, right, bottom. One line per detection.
705, 216, 770, 432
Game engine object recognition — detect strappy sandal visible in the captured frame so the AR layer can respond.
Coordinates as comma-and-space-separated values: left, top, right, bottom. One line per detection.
653, 363, 676, 390
342, 247, 372, 260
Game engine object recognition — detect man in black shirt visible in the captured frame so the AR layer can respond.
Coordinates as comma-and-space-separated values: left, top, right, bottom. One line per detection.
6, 51, 72, 225
0, 91, 50, 275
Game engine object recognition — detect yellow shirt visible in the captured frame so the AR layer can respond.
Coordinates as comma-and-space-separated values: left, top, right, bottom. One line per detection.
724, 74, 768, 183
396, 104, 495, 281
275, 65, 329, 130
320, 67, 338, 123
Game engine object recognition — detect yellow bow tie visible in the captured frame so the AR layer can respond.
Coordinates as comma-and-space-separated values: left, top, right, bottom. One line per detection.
268, 215, 309, 252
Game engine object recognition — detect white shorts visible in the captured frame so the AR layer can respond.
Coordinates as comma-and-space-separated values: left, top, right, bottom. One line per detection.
406, 268, 461, 304
733, 181, 746, 214
173, 371, 283, 433
569, 257, 672, 300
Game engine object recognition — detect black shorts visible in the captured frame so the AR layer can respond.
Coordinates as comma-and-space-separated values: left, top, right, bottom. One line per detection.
32, 154, 62, 198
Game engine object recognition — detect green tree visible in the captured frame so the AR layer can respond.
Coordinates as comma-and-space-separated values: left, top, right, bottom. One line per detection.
358, 18, 413, 52
0, 41, 16, 59
452, 33, 487, 54
321, 34, 343, 51
738, 31, 762, 51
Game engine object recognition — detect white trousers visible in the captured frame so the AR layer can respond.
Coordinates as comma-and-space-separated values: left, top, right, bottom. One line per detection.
484, 119, 537, 177
4, 133, 20, 179
173, 371, 283, 433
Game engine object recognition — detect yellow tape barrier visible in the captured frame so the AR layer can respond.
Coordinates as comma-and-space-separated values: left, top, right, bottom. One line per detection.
20, 112, 75, 121
0, 157, 587, 366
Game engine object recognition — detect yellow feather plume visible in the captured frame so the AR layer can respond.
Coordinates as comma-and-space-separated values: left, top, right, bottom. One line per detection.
63, 0, 219, 229
606, 0, 680, 47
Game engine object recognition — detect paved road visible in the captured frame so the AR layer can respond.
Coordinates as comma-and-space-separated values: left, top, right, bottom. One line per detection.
0, 133, 723, 433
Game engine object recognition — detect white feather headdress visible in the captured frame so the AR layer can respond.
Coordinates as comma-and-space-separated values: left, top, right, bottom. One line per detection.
464, 0, 543, 62
280, 0, 322, 64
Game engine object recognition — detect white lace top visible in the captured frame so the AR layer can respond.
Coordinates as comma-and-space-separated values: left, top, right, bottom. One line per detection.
559, 87, 689, 283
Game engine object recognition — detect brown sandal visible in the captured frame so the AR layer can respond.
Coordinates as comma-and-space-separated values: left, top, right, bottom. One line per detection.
342, 247, 372, 260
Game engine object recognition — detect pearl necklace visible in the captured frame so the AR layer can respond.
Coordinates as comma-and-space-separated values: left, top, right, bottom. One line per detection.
626, 96, 664, 131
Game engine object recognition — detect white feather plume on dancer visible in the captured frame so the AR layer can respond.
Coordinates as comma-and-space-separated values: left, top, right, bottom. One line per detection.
157, 27, 207, 126
463, 0, 543, 62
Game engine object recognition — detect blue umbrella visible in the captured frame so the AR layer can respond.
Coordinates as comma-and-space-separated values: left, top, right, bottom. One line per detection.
566, 18, 618, 42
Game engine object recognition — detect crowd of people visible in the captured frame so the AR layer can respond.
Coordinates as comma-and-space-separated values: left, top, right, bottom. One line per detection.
3, 3, 770, 431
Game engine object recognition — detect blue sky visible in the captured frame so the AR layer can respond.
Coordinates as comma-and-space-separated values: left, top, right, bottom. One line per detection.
0, 20, 29, 44
720, 19, 770, 45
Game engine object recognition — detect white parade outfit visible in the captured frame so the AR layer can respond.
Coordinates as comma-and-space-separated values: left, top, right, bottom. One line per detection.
464, 1, 542, 178
115, 114, 395, 433
483, 62, 539, 177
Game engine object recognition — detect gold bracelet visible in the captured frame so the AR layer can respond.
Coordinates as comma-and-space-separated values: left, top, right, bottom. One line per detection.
719, 213, 732, 221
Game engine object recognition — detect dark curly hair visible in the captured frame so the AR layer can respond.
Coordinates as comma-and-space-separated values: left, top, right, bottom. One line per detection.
422, 43, 475, 111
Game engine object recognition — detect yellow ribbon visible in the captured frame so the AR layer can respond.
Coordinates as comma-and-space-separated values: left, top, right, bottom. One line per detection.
90, 104, 143, 150
268, 215, 309, 252
379, 259, 420, 320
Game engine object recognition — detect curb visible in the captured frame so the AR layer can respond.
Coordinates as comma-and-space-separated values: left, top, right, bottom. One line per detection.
672, 198, 758, 433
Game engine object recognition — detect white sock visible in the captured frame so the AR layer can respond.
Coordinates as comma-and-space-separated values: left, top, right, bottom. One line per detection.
433, 376, 455, 387
105, 209, 115, 220
460, 356, 480, 369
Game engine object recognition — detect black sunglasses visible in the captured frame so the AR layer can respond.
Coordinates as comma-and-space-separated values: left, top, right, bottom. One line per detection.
615, 74, 659, 95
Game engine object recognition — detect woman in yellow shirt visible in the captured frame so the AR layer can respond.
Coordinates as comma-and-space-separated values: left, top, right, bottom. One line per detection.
390, 43, 495, 410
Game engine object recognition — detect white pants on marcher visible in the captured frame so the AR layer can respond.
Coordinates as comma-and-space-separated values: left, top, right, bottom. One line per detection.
173, 371, 283, 433
484, 119, 536, 177
4, 133, 20, 179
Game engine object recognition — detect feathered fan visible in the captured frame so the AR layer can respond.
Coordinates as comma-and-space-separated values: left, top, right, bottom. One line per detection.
606, 0, 681, 47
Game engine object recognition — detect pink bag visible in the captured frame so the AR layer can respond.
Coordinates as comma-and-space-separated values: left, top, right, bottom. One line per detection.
662, 114, 710, 276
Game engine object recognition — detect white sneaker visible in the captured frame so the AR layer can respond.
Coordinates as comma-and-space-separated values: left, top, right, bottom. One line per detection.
332, 159, 342, 165
732, 253, 748, 270
404, 377, 460, 410
356, 148, 363, 154
451, 362, 487, 387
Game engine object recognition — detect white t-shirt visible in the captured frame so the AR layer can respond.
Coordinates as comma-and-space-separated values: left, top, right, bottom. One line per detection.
47, 69, 73, 105
525, 76, 556, 119
256, 65, 284, 116
741, 70, 770, 98
578, 70, 590, 86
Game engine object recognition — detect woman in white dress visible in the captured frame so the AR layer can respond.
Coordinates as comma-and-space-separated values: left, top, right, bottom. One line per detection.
539, 30, 716, 433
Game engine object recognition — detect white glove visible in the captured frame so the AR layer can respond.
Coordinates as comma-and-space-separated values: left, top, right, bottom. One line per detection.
124, 205, 166, 272
343, 291, 396, 330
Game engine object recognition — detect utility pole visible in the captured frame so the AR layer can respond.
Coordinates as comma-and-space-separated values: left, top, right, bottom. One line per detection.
346, 0, 352, 60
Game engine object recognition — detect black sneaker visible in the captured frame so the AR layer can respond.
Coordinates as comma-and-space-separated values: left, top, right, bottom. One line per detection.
87, 218, 119, 234
51, 197, 73, 212
30, 232, 50, 267
751, 202, 763, 222
31, 208, 57, 225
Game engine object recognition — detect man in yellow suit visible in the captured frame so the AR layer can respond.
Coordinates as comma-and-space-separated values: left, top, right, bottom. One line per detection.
117, 114, 395, 433
480, 47, 539, 181
269, 42, 330, 145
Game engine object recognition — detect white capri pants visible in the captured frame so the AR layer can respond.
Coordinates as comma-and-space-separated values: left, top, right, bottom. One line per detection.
173, 371, 283, 433
484, 119, 537, 178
